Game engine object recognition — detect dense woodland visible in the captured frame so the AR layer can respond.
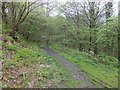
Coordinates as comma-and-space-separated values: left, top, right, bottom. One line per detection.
0, 0, 119, 88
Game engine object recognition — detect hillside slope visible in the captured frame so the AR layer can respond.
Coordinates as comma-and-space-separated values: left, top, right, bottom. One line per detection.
1, 29, 81, 88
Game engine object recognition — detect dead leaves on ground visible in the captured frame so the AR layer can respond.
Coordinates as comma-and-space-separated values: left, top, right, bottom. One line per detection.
2, 63, 51, 88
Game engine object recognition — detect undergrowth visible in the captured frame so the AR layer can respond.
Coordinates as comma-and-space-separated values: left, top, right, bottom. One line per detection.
2, 34, 81, 88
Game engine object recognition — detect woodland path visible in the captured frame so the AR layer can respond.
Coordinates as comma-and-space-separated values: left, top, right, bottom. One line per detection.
43, 47, 100, 88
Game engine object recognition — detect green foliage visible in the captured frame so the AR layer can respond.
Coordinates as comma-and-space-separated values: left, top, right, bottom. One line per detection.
98, 54, 118, 67
19, 11, 47, 42
96, 17, 118, 56
17, 48, 38, 59
6, 45, 17, 51
17, 6, 118, 58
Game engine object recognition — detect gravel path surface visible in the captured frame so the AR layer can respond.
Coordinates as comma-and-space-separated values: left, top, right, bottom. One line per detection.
43, 47, 98, 88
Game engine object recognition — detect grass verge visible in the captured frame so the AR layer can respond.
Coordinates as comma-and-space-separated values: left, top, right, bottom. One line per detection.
50, 44, 118, 88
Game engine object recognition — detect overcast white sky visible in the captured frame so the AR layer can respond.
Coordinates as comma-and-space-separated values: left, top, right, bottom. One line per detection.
50, 0, 119, 16
3, 0, 119, 16
4, 0, 120, 2
57, 0, 120, 2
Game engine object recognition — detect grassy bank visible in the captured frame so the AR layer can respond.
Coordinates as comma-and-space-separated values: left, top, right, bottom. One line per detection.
1, 32, 80, 88
50, 44, 118, 88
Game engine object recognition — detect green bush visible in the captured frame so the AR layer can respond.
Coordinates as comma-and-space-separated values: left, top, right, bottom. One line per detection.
6, 45, 17, 51
98, 54, 118, 67
17, 48, 38, 59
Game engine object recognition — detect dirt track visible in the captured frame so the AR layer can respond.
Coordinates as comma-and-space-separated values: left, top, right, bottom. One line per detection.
43, 47, 98, 88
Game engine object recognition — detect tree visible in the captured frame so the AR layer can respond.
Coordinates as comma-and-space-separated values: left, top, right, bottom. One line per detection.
105, 2, 113, 22
19, 8, 47, 41
79, 2, 108, 54
60, 1, 105, 54
2, 2, 7, 24
44, 0, 56, 17
118, 2, 120, 60
9, 1, 36, 40
88, 2, 99, 54
2, 1, 46, 40
60, 2, 88, 51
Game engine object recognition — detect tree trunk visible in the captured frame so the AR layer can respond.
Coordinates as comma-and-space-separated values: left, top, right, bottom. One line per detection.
78, 43, 83, 51
118, 30, 120, 59
105, 2, 113, 22
10, 26, 18, 41
89, 29, 92, 52
94, 42, 98, 55
93, 29, 98, 55
2, 2, 7, 24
